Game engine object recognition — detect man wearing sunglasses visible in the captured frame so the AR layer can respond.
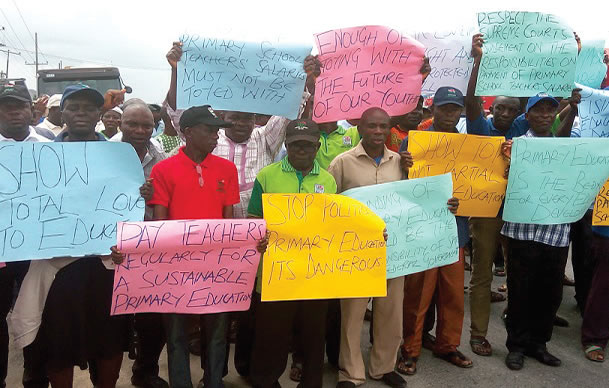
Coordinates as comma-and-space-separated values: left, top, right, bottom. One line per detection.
147, 105, 240, 388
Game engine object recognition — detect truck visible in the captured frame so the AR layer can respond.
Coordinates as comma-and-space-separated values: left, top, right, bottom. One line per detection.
37, 67, 129, 97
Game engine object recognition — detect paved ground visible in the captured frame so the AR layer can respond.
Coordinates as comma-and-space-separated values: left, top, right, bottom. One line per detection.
6, 257, 608, 387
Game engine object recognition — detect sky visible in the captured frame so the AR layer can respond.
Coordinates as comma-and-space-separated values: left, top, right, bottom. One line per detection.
1, 0, 607, 103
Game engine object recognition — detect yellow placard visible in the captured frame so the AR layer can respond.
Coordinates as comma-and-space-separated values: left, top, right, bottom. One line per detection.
261, 193, 387, 301
593, 178, 609, 226
408, 131, 508, 217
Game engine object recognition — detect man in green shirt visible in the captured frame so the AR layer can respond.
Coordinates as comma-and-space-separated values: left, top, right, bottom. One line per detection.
248, 118, 336, 388
315, 121, 361, 169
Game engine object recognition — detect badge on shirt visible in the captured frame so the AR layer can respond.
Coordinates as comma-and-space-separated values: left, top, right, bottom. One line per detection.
342, 136, 351, 146
314, 184, 325, 193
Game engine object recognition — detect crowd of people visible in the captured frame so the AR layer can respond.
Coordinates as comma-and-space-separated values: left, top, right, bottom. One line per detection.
0, 29, 608, 388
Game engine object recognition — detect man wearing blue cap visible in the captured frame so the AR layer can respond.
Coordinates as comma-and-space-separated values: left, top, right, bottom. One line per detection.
501, 91, 580, 371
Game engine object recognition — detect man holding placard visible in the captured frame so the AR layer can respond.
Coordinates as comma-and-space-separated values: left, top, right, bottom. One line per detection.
328, 107, 407, 388
501, 92, 580, 371
247, 118, 337, 388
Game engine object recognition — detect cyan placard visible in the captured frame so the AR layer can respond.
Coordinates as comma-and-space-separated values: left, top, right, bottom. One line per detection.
342, 174, 458, 278
0, 142, 145, 261
475, 11, 578, 98
503, 137, 609, 224
574, 83, 609, 138
177, 34, 312, 119
575, 40, 607, 89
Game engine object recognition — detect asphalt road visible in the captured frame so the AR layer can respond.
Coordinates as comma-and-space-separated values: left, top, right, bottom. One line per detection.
6, 257, 607, 387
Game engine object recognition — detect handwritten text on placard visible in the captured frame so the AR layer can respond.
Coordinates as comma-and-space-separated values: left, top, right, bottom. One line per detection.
111, 219, 265, 315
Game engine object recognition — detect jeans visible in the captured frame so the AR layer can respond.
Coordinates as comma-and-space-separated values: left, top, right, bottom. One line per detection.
164, 313, 228, 388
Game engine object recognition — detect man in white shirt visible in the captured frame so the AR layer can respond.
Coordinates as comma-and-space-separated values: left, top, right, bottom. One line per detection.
35, 94, 63, 137
0, 81, 50, 388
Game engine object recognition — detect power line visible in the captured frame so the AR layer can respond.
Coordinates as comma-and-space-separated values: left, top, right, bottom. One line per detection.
0, 8, 34, 62
0, 44, 167, 71
11, 0, 49, 63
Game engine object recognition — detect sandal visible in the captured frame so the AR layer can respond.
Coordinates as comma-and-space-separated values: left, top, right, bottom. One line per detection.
584, 345, 605, 362
494, 266, 506, 277
491, 291, 506, 303
289, 363, 302, 382
434, 350, 473, 368
396, 355, 417, 376
498, 284, 507, 293
422, 332, 436, 351
470, 337, 492, 356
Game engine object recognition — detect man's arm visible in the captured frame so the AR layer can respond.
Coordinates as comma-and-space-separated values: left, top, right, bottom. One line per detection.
556, 88, 582, 138
166, 41, 183, 111
223, 205, 234, 219
153, 205, 169, 221
465, 33, 484, 122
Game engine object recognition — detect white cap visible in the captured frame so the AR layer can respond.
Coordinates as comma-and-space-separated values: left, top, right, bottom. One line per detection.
47, 94, 62, 108
111, 106, 123, 115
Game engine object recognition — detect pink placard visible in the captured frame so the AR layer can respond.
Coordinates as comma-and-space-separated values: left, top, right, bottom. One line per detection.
0, 262, 5, 269
312, 25, 425, 123
111, 219, 266, 315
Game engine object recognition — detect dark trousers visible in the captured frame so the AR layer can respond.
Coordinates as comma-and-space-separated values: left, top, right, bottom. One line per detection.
1, 261, 47, 388
571, 210, 595, 313
132, 313, 166, 378
581, 234, 609, 348
233, 292, 259, 377
293, 298, 340, 368
250, 297, 328, 388
505, 239, 568, 352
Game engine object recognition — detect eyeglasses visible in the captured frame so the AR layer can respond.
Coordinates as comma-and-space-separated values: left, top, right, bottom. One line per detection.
287, 142, 318, 152
195, 165, 204, 187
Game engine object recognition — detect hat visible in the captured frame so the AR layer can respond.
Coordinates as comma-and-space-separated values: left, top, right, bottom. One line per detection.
60, 84, 104, 110
525, 92, 558, 113
285, 118, 320, 144
179, 105, 232, 129
0, 81, 32, 103
111, 106, 123, 115
47, 94, 62, 108
433, 87, 464, 107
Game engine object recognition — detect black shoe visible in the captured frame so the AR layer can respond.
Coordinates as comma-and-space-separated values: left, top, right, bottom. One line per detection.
553, 315, 569, 327
525, 348, 561, 367
380, 371, 406, 388
131, 375, 169, 388
336, 382, 356, 388
505, 351, 525, 370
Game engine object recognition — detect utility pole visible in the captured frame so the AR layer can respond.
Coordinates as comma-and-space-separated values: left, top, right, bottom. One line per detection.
25, 33, 48, 95
0, 47, 21, 77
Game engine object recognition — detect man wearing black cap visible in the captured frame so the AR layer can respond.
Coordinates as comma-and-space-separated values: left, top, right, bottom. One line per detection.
147, 105, 240, 388
247, 118, 337, 388
0, 80, 50, 388
500, 92, 580, 371
398, 87, 473, 373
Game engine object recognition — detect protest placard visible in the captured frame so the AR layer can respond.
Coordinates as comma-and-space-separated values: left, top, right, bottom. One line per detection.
503, 137, 609, 224
0, 262, 4, 269
343, 174, 458, 278
575, 83, 609, 138
413, 27, 475, 96
0, 142, 144, 262
111, 219, 265, 315
593, 179, 609, 225
407, 131, 508, 217
177, 34, 312, 118
261, 193, 386, 301
475, 11, 578, 98
312, 26, 425, 122
575, 40, 607, 89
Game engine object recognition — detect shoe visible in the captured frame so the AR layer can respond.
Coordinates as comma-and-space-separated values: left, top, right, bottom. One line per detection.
336, 382, 356, 388
563, 275, 575, 286
131, 375, 169, 388
553, 315, 569, 327
380, 371, 406, 388
505, 351, 524, 370
525, 347, 561, 367
422, 332, 436, 351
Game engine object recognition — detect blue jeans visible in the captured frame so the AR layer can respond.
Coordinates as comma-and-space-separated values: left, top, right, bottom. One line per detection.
164, 313, 228, 388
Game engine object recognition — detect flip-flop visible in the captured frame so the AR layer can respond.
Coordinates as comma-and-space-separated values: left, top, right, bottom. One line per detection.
434, 350, 473, 368
470, 338, 492, 356
584, 345, 605, 362
289, 364, 302, 382
491, 291, 506, 303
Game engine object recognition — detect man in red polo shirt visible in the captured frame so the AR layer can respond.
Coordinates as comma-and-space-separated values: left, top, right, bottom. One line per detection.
148, 105, 240, 388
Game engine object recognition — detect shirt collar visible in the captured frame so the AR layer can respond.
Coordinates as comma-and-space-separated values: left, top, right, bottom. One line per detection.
54, 130, 106, 142
524, 129, 554, 138
0, 127, 47, 142
177, 146, 213, 167
280, 156, 320, 175
353, 142, 394, 162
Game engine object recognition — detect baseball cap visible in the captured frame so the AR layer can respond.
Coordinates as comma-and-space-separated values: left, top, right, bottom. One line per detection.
0, 81, 32, 103
47, 94, 62, 108
433, 87, 464, 107
179, 105, 232, 129
60, 83, 104, 110
525, 92, 558, 113
285, 118, 321, 144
